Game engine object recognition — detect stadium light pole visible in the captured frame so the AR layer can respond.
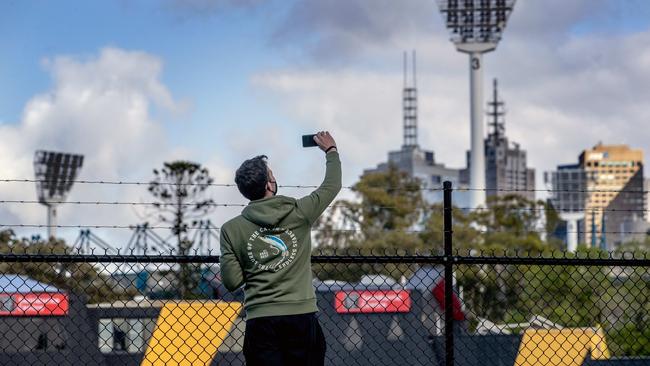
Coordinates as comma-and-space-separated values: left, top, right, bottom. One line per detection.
34, 151, 84, 239
436, 0, 516, 208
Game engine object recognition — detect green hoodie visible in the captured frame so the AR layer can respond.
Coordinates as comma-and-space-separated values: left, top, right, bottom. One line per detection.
220, 151, 342, 319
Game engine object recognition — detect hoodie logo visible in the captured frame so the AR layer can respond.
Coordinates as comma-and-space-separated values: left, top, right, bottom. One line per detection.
246, 227, 298, 272
259, 235, 288, 255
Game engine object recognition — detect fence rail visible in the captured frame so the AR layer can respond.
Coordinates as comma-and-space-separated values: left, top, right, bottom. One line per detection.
0, 253, 648, 265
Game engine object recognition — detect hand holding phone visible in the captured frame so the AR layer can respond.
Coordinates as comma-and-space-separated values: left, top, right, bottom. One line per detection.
303, 132, 337, 153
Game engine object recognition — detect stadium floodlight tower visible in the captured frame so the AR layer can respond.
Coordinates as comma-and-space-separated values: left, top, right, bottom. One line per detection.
436, 0, 516, 208
34, 151, 84, 239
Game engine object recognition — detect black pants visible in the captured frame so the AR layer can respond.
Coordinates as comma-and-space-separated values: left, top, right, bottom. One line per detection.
243, 312, 326, 366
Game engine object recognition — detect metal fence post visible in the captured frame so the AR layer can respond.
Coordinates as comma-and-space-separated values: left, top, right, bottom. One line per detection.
443, 181, 454, 366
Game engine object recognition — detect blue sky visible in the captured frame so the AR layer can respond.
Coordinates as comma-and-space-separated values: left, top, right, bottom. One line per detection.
3, 0, 641, 131
0, 0, 290, 159
2, 0, 649, 160
1, 0, 650, 247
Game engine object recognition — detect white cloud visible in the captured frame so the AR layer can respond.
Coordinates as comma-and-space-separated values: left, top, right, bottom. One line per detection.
256, 8, 650, 202
0, 47, 222, 249
252, 62, 469, 188
270, 0, 623, 62
271, 0, 437, 62
253, 71, 401, 162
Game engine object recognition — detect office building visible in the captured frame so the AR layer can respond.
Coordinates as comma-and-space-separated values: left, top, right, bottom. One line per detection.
547, 143, 645, 249
484, 79, 535, 200
461, 79, 535, 202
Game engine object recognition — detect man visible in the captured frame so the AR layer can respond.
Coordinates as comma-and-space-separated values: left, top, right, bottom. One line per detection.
220, 131, 341, 366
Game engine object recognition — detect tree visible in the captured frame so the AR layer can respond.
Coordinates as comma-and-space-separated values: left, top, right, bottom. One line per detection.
618, 237, 650, 252
450, 195, 553, 322
148, 161, 215, 297
0, 230, 132, 304
419, 203, 481, 253
313, 169, 649, 356
313, 164, 425, 282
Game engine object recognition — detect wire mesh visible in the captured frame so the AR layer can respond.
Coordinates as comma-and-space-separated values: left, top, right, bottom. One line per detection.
0, 179, 648, 365
0, 249, 645, 365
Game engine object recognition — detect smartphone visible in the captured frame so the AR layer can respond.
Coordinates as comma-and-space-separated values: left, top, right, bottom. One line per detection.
302, 134, 318, 148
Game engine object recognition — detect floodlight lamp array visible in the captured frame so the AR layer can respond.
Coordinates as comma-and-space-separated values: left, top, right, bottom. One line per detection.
33, 151, 84, 205
436, 0, 516, 51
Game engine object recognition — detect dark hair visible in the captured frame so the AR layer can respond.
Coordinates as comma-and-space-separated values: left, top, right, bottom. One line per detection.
235, 155, 269, 201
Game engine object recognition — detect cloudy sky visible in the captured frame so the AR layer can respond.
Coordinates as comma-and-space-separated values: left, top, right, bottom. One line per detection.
1, 0, 650, 250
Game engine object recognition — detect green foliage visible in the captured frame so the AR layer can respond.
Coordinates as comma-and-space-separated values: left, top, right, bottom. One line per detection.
515, 263, 607, 326
148, 160, 215, 297
618, 237, 650, 252
476, 194, 541, 235
314, 164, 424, 281
602, 265, 650, 356
350, 164, 424, 232
458, 251, 649, 357
419, 203, 480, 253
0, 230, 132, 304
313, 168, 649, 356
608, 322, 650, 356
148, 161, 215, 243
475, 194, 554, 252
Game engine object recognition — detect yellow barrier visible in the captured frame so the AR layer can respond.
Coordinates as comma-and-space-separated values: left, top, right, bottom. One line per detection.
142, 301, 242, 366
515, 327, 610, 366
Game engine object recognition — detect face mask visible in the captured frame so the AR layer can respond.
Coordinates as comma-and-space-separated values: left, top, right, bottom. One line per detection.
269, 180, 278, 196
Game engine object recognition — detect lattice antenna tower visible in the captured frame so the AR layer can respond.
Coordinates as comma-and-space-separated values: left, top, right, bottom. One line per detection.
487, 78, 506, 142
33, 151, 84, 239
73, 229, 117, 255
402, 50, 418, 149
120, 223, 176, 275
191, 220, 220, 255
124, 223, 175, 255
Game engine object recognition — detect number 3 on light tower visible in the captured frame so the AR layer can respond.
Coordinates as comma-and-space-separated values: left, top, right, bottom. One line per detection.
471, 57, 480, 70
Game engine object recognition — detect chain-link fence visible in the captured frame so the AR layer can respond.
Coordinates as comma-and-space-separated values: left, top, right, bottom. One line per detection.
0, 182, 648, 365
0, 252, 647, 365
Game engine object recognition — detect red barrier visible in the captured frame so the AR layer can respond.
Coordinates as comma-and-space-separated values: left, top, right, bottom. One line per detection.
0, 292, 69, 316
334, 290, 411, 314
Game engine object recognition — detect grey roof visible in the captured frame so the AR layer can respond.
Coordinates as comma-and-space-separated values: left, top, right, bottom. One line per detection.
314, 280, 396, 292
0, 274, 62, 293
404, 265, 444, 290
314, 266, 445, 293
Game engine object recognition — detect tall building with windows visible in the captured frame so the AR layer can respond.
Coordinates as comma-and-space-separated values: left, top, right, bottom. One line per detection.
581, 143, 644, 247
461, 79, 535, 202
484, 79, 535, 200
365, 51, 470, 207
547, 143, 645, 249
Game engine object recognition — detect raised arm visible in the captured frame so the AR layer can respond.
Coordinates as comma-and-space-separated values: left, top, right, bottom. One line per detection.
297, 131, 342, 225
